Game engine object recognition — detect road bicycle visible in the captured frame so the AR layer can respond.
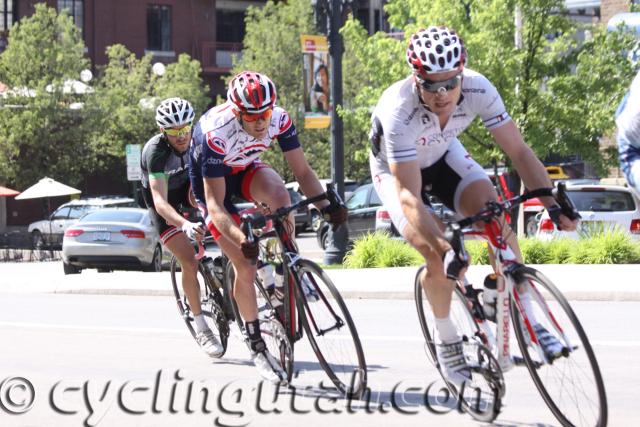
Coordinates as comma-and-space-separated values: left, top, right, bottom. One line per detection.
170, 190, 367, 398
415, 183, 607, 426
227, 189, 367, 397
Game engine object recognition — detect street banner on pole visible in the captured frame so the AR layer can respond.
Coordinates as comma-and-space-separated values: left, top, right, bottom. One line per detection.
301, 35, 331, 129
126, 144, 142, 181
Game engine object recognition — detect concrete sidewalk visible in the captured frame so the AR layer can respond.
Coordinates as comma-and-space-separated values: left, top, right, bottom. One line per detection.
1, 261, 639, 301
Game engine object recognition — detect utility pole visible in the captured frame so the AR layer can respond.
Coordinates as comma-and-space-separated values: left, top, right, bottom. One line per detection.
314, 0, 349, 264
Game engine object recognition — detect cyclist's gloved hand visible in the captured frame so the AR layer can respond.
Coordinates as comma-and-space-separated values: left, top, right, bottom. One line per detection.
181, 221, 204, 240
547, 205, 579, 231
321, 202, 348, 229
442, 248, 469, 280
240, 239, 259, 260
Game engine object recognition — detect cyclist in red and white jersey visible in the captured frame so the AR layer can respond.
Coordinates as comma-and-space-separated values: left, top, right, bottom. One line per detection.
189, 71, 347, 383
369, 26, 577, 386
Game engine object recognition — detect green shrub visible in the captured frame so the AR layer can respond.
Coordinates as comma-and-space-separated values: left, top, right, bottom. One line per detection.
465, 240, 489, 265
343, 232, 422, 268
569, 229, 640, 264
342, 230, 640, 268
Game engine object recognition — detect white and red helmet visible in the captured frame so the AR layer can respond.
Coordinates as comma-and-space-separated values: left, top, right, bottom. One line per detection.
406, 26, 466, 77
227, 71, 277, 114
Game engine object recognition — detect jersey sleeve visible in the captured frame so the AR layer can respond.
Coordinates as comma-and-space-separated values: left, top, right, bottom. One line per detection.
275, 109, 301, 152
201, 131, 227, 178
144, 142, 167, 180
475, 77, 511, 130
378, 105, 419, 164
617, 72, 640, 146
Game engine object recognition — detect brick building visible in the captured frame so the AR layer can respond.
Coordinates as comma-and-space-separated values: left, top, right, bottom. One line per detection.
0, 0, 266, 96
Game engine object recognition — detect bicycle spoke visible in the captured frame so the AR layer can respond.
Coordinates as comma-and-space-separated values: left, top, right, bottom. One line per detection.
512, 267, 607, 427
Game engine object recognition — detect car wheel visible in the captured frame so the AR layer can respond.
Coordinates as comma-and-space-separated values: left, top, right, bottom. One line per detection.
525, 213, 539, 237
310, 210, 323, 232
31, 230, 44, 249
63, 261, 81, 275
145, 245, 162, 272
321, 229, 330, 250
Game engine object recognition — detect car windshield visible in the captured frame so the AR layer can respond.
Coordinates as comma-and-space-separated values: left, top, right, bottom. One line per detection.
567, 190, 636, 212
80, 210, 144, 223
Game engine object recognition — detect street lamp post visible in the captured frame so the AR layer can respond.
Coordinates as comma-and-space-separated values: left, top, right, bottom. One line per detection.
315, 0, 349, 265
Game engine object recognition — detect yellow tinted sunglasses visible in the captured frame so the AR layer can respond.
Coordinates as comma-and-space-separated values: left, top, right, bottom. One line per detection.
164, 124, 192, 137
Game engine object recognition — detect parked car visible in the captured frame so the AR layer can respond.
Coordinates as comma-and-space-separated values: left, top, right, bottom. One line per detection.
536, 184, 640, 240
520, 179, 600, 236
317, 183, 457, 249
28, 196, 138, 249
286, 179, 360, 232
62, 208, 166, 274
231, 188, 311, 234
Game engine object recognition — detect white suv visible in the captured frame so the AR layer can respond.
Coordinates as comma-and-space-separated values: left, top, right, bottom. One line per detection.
28, 196, 138, 248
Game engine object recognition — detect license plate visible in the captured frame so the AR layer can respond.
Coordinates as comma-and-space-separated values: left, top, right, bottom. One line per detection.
579, 221, 613, 232
93, 231, 111, 241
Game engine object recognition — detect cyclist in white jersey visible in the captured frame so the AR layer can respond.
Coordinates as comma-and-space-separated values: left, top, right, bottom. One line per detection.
617, 69, 640, 195
369, 26, 577, 387
190, 71, 347, 383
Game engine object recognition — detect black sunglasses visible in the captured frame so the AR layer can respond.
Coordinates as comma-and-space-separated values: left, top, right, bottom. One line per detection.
417, 74, 462, 93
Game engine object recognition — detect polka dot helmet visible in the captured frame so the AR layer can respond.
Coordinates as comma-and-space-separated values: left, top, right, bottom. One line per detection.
406, 26, 466, 77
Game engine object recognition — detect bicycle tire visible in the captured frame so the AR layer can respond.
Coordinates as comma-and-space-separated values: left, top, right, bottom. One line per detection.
510, 266, 607, 427
291, 258, 367, 398
414, 265, 502, 422
170, 256, 229, 356
224, 261, 294, 382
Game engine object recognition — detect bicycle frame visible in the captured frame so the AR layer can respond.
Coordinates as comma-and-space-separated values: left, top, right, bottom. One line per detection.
464, 218, 573, 369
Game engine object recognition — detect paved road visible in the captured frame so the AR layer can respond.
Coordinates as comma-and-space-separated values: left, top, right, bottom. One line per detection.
0, 293, 637, 427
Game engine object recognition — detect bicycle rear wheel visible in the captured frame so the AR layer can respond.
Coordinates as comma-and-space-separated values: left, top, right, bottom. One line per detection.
510, 266, 607, 427
292, 259, 367, 398
224, 262, 294, 382
414, 265, 502, 422
170, 256, 229, 356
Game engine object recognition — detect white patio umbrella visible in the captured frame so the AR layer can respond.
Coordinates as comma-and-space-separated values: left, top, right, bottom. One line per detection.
15, 177, 81, 200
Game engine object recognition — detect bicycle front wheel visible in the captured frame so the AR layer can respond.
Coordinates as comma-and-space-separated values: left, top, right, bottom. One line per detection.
224, 261, 294, 381
170, 256, 229, 356
510, 266, 607, 427
414, 266, 503, 423
292, 259, 367, 398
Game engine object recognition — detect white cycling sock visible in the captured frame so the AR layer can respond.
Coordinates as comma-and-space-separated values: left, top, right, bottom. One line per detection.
194, 314, 208, 333
435, 316, 459, 344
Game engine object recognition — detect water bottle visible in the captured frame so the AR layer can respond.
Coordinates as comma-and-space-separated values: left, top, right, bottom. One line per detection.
482, 273, 498, 322
256, 261, 276, 288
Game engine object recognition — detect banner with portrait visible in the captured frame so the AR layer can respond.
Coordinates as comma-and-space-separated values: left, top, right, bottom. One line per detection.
300, 35, 331, 129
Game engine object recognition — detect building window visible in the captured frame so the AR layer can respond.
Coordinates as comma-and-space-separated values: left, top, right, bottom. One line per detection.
1, 0, 16, 32
216, 10, 245, 44
58, 0, 83, 33
147, 5, 172, 51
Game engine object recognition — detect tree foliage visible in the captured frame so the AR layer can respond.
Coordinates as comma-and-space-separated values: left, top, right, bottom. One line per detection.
0, 4, 90, 188
229, 0, 333, 182
0, 4, 209, 190
341, 0, 638, 176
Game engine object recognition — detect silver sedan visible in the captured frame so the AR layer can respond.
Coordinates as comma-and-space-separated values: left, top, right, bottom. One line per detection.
61, 208, 164, 274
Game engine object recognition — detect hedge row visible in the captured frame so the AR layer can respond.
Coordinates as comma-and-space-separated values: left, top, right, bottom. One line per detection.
343, 231, 640, 268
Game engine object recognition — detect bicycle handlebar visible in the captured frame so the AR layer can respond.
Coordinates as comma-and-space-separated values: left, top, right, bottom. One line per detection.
239, 184, 337, 241
454, 183, 576, 229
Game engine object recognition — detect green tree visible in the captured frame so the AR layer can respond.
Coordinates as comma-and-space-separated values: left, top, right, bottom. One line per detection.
341, 0, 637, 176
0, 3, 90, 188
229, 0, 330, 182
84, 46, 210, 184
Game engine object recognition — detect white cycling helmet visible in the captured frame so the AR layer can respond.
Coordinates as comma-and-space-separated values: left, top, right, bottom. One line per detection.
406, 26, 466, 77
155, 97, 195, 128
227, 71, 277, 114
